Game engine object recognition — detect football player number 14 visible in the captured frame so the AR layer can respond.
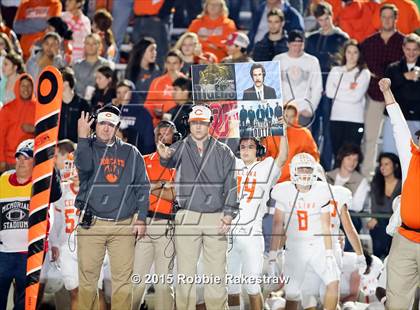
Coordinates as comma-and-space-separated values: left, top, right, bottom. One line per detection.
237, 176, 256, 203
297, 210, 308, 231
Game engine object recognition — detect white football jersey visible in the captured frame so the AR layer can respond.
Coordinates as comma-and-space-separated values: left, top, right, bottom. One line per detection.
329, 185, 352, 245
235, 157, 280, 235
271, 181, 331, 244
52, 181, 79, 248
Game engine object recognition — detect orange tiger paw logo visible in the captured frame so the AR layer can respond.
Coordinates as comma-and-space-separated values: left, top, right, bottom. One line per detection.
105, 173, 119, 183
101, 157, 125, 183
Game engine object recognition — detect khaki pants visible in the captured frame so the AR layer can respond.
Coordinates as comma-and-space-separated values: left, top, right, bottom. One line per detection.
77, 218, 136, 310
132, 218, 174, 310
362, 96, 385, 178
386, 232, 420, 310
174, 210, 228, 310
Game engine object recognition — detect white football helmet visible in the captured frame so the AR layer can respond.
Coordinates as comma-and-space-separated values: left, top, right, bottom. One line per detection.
61, 152, 77, 181
289, 153, 317, 187
313, 163, 327, 182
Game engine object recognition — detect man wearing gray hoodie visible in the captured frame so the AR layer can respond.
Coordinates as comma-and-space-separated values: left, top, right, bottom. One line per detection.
75, 104, 150, 310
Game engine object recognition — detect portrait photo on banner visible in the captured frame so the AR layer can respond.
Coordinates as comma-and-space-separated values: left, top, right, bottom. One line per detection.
236, 61, 283, 139
236, 61, 282, 101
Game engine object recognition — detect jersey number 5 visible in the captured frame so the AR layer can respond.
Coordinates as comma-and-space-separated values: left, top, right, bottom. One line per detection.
64, 209, 79, 233
297, 210, 308, 231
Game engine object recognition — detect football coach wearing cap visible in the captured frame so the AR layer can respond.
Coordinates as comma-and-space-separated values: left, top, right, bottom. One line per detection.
243, 63, 277, 101
75, 104, 150, 309
157, 105, 238, 310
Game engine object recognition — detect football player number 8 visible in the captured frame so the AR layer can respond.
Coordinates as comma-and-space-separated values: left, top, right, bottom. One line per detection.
297, 210, 308, 231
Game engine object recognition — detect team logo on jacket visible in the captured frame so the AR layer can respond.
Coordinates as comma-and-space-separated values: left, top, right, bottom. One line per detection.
100, 157, 125, 183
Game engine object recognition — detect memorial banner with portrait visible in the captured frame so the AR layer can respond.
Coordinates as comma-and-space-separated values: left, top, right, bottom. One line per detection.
192, 61, 284, 139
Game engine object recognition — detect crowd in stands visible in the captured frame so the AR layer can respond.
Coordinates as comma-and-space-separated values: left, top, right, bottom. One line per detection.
0, 0, 419, 308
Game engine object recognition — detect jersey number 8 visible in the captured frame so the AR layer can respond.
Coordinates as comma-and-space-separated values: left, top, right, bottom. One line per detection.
297, 210, 308, 231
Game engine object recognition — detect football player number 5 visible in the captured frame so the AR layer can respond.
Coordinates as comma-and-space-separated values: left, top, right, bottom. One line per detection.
65, 209, 77, 233
297, 210, 308, 231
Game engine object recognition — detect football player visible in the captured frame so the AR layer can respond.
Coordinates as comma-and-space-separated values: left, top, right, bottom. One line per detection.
269, 153, 340, 310
49, 150, 110, 310
301, 164, 367, 309
228, 120, 288, 310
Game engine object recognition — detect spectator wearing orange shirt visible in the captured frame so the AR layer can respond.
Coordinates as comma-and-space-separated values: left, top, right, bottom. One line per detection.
188, 0, 237, 62
132, 120, 177, 310
144, 50, 185, 127
261, 102, 319, 183
337, 0, 380, 43
0, 73, 36, 173
374, 0, 420, 35
13, 0, 62, 60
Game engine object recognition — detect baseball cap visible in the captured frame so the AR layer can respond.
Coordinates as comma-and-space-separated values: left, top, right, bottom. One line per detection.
287, 30, 305, 43
97, 104, 121, 126
15, 139, 34, 158
188, 105, 212, 123
225, 32, 250, 49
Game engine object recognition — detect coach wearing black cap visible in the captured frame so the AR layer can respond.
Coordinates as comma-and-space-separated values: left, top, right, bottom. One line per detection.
75, 104, 150, 309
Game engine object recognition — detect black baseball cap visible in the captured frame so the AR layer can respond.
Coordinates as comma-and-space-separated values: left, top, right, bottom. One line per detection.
287, 30, 305, 43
